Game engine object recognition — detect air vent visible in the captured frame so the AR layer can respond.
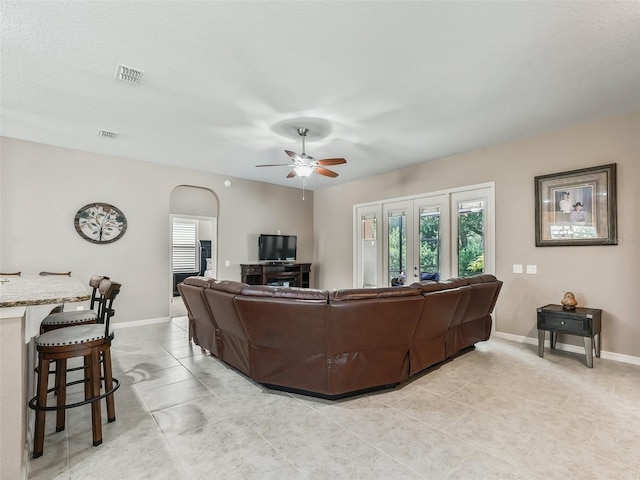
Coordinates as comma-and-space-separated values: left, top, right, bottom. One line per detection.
115, 64, 143, 85
97, 129, 117, 138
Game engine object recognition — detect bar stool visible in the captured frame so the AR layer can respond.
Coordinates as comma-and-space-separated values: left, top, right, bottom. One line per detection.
40, 275, 112, 400
40, 275, 109, 333
29, 279, 121, 458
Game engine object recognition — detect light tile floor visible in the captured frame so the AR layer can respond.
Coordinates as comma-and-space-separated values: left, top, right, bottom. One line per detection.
28, 318, 640, 480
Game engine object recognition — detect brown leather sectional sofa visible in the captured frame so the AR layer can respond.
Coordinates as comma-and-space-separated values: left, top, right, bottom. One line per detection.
178, 274, 502, 398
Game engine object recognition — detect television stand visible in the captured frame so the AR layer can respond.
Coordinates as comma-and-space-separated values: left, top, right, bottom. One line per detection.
241, 263, 311, 288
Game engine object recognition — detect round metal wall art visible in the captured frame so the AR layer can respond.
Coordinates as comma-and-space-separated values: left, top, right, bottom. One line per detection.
74, 202, 127, 244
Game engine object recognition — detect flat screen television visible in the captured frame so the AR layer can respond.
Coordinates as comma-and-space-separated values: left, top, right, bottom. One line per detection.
258, 234, 297, 262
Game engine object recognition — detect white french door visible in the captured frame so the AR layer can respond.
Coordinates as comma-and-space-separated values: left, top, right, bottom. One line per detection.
354, 183, 494, 288
451, 186, 495, 278
382, 195, 450, 286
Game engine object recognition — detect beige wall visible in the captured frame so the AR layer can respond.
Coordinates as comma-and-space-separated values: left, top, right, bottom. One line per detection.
314, 111, 640, 358
2, 112, 638, 357
0, 137, 314, 324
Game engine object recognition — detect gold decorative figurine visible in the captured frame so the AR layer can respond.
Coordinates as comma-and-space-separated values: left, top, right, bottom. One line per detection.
561, 292, 578, 310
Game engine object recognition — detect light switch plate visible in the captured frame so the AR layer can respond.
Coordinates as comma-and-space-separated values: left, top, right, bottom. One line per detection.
526, 265, 537, 274
513, 264, 523, 274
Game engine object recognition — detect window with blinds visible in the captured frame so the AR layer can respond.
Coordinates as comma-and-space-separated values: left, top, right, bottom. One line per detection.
172, 219, 198, 273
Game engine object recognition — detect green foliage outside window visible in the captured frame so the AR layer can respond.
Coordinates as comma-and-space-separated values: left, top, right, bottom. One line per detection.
388, 208, 484, 281
458, 210, 484, 277
419, 214, 440, 273
388, 216, 406, 278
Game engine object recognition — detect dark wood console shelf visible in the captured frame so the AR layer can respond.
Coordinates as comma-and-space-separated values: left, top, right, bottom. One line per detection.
241, 263, 311, 288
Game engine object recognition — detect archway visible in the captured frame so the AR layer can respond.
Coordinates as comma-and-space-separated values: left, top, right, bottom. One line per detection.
169, 185, 219, 318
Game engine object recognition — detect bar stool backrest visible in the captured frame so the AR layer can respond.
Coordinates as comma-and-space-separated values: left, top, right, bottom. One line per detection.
89, 275, 110, 310
39, 271, 72, 276
97, 279, 122, 339
0, 271, 21, 276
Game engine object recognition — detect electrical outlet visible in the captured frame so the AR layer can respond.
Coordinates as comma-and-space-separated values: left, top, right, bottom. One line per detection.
225, 260, 230, 267
526, 265, 537, 274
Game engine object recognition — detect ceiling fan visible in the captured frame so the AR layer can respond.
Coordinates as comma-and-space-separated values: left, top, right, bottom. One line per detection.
256, 127, 347, 179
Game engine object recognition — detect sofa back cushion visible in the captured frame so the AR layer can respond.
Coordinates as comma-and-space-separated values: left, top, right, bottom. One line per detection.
326, 287, 423, 395
410, 286, 466, 375
235, 286, 330, 392
460, 277, 503, 343
177, 277, 217, 355
202, 280, 251, 374
444, 275, 502, 356
238, 285, 328, 301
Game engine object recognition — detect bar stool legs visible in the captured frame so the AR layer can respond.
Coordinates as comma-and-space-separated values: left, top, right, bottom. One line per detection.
102, 348, 116, 422
33, 356, 51, 458
89, 348, 102, 447
55, 358, 67, 432
30, 341, 118, 458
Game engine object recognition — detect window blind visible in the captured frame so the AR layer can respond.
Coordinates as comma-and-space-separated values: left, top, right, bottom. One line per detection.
172, 220, 197, 272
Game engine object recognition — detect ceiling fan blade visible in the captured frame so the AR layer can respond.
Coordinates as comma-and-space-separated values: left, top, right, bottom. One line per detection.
315, 167, 339, 178
316, 158, 347, 166
286, 170, 297, 178
285, 150, 302, 161
255, 163, 292, 167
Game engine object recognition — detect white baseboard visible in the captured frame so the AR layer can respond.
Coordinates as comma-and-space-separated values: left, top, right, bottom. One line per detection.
111, 317, 171, 329
493, 331, 640, 366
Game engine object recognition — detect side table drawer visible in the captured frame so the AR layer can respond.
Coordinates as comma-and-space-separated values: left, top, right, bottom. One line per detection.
538, 315, 587, 334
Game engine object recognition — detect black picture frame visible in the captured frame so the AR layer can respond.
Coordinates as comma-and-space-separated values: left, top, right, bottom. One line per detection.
535, 164, 617, 246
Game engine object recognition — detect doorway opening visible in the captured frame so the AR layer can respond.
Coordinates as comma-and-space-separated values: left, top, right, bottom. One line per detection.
169, 185, 218, 318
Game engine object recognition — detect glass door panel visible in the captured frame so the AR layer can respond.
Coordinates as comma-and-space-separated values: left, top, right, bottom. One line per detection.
384, 201, 413, 286
456, 199, 485, 277
354, 205, 382, 288
418, 205, 442, 281
361, 214, 378, 288
388, 210, 407, 285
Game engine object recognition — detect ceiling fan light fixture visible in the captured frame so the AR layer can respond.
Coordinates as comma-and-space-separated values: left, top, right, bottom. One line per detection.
294, 165, 314, 177
255, 126, 346, 185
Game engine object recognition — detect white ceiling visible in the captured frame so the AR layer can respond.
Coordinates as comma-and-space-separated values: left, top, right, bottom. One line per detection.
2, 1, 640, 190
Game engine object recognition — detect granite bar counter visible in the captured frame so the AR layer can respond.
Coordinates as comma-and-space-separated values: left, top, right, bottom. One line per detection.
1, 275, 90, 341
0, 275, 90, 480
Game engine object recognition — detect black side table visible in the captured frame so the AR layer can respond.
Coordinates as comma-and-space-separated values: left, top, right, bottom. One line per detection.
537, 304, 602, 368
